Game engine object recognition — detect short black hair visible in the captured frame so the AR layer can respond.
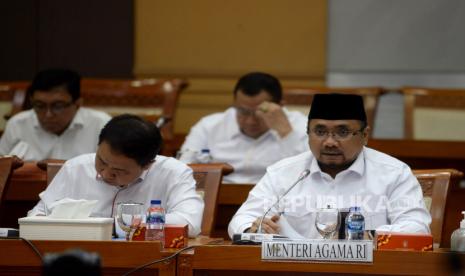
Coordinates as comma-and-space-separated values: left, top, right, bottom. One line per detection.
42, 249, 101, 276
233, 72, 282, 103
98, 114, 162, 167
28, 68, 81, 101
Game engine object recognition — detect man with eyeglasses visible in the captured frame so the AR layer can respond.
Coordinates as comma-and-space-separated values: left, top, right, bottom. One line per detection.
0, 69, 111, 161
228, 93, 431, 238
178, 72, 308, 183
28, 114, 203, 237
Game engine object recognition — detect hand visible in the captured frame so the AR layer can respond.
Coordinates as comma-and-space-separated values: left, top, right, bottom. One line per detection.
248, 214, 280, 234
256, 102, 292, 138
10, 155, 24, 169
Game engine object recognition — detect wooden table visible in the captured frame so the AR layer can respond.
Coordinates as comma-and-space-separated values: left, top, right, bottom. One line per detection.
0, 236, 221, 276
178, 245, 465, 276
0, 239, 172, 275
2, 238, 464, 275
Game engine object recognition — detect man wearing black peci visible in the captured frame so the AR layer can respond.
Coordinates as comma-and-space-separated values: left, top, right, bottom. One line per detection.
229, 93, 431, 239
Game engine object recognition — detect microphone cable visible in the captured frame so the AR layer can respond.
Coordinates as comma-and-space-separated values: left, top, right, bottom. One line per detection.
122, 239, 223, 276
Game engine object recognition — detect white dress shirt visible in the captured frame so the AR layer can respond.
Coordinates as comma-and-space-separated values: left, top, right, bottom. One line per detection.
179, 107, 309, 184
28, 153, 204, 237
0, 108, 111, 161
228, 147, 431, 238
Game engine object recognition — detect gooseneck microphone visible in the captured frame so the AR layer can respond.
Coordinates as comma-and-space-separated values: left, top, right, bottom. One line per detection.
256, 169, 311, 234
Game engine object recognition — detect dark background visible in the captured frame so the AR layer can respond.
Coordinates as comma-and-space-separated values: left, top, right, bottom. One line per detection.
0, 0, 133, 80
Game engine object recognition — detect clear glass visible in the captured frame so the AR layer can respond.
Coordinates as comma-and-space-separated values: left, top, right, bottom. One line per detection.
116, 202, 145, 241
315, 207, 340, 239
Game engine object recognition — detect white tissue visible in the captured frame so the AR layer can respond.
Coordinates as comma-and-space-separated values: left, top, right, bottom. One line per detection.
48, 198, 98, 219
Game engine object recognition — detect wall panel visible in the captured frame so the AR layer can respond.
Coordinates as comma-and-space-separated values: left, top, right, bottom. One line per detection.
135, 0, 327, 133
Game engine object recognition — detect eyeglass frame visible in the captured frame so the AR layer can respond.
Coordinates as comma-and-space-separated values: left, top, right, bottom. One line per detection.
31, 100, 75, 115
309, 126, 365, 141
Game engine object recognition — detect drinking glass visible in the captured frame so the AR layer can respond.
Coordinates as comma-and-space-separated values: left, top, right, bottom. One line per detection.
315, 206, 340, 239
116, 202, 145, 241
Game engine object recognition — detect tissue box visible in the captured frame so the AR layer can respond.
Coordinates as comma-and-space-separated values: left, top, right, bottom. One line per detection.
164, 224, 188, 248
376, 231, 433, 251
18, 216, 113, 241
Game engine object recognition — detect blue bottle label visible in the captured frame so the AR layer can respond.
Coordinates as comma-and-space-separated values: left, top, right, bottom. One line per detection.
347, 220, 364, 231
147, 213, 165, 224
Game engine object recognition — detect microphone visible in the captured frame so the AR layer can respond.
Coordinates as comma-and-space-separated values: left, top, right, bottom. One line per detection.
256, 169, 311, 234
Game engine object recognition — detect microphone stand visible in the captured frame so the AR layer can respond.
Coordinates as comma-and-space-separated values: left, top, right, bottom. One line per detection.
256, 169, 310, 233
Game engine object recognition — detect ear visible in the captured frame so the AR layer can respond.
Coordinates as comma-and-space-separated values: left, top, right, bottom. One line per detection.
362, 126, 370, 145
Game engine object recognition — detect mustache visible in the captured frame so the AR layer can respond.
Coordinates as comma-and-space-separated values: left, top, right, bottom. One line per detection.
321, 149, 343, 155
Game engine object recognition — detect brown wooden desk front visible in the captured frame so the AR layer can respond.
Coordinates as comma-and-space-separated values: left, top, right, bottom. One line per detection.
0, 239, 173, 275
2, 239, 464, 276
178, 245, 465, 276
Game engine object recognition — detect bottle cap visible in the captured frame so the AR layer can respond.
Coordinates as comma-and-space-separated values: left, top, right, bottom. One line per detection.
201, 148, 210, 153
349, 206, 361, 212
151, 199, 161, 205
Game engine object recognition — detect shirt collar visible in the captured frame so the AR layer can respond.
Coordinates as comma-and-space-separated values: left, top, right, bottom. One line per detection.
70, 108, 85, 128
32, 110, 41, 129
226, 107, 242, 139
309, 147, 365, 177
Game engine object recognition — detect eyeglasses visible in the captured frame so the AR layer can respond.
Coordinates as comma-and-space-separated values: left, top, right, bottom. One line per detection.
234, 106, 258, 117
310, 127, 364, 141
31, 101, 74, 115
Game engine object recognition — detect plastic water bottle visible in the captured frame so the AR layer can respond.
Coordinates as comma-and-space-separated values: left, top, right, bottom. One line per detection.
451, 211, 465, 252
345, 206, 365, 240
145, 200, 165, 244
197, 149, 212, 163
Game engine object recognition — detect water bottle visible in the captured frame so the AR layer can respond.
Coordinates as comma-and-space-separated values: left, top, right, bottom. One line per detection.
451, 211, 465, 252
345, 206, 365, 240
197, 148, 212, 163
145, 200, 165, 244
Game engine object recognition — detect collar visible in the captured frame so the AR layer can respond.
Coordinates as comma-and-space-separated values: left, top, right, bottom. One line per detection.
226, 107, 242, 139
310, 147, 365, 177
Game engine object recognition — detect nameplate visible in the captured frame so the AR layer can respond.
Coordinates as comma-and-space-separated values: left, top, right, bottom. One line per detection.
262, 239, 373, 263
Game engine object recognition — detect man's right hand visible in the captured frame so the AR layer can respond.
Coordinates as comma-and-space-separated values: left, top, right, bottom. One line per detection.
247, 214, 280, 234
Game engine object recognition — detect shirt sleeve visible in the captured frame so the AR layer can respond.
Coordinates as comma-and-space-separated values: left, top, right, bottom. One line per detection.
0, 120, 19, 155
270, 110, 309, 159
178, 119, 210, 163
376, 165, 431, 233
164, 166, 204, 237
275, 127, 309, 158
228, 172, 278, 238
